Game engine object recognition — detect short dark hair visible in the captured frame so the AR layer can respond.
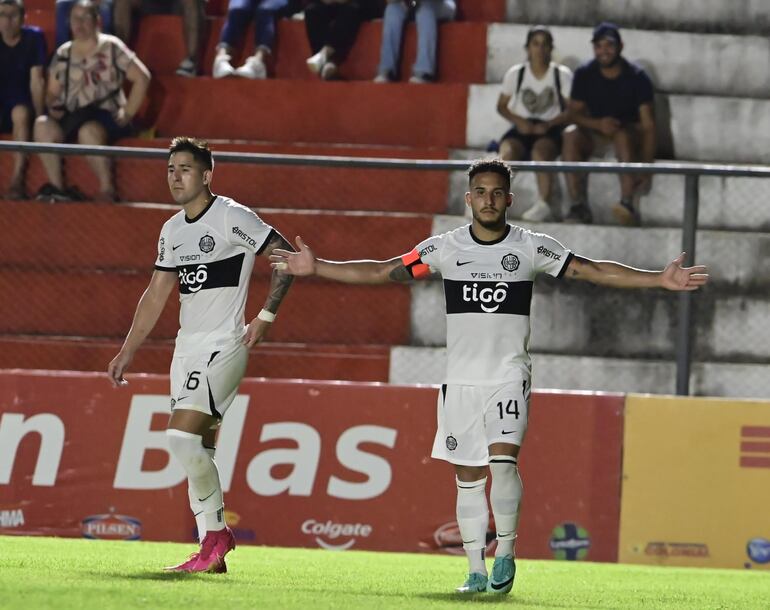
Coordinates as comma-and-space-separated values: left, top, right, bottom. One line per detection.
168, 136, 214, 171
467, 159, 512, 192
0, 0, 25, 16
525, 25, 553, 48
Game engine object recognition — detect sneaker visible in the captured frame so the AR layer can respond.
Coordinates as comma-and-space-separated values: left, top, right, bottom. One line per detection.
320, 62, 339, 81
35, 183, 71, 202
612, 200, 641, 226
306, 49, 328, 75
409, 73, 432, 84
175, 58, 197, 78
164, 551, 228, 573
235, 56, 267, 79
373, 73, 393, 83
486, 554, 516, 594
189, 527, 235, 573
456, 572, 487, 593
564, 203, 593, 224
213, 54, 236, 79
521, 199, 553, 222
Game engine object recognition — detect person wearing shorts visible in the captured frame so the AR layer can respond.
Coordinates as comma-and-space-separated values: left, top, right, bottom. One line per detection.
269, 158, 709, 595
496, 25, 572, 222
33, 0, 150, 202
108, 136, 296, 573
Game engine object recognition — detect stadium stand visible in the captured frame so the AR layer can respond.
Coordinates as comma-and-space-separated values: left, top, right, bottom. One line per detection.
4, 0, 769, 396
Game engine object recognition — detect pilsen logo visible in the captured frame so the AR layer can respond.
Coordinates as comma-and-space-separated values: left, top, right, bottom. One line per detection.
81, 513, 142, 540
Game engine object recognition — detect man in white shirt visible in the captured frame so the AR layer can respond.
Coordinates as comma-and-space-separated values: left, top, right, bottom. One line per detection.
269, 159, 709, 595
496, 26, 572, 222
107, 137, 295, 573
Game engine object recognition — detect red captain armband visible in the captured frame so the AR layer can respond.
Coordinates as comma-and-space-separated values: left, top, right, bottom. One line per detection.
401, 249, 431, 279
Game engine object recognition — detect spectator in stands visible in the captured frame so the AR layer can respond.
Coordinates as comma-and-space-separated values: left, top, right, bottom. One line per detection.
33, 0, 151, 202
373, 0, 455, 84
304, 0, 381, 80
56, 0, 113, 47
495, 25, 572, 222
113, 0, 202, 77
562, 22, 655, 225
0, 0, 46, 200
213, 0, 289, 79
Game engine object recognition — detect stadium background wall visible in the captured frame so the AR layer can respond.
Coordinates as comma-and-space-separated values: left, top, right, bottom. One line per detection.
0, 371, 623, 562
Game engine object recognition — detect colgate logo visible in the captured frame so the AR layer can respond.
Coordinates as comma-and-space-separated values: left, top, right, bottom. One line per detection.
462, 282, 508, 312
301, 519, 372, 550
178, 265, 208, 292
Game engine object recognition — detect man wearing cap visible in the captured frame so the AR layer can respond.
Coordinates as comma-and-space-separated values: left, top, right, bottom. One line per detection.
562, 21, 655, 226
0, 0, 46, 199
496, 25, 573, 222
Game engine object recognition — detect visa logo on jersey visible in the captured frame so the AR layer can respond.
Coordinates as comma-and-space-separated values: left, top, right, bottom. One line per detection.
81, 513, 142, 540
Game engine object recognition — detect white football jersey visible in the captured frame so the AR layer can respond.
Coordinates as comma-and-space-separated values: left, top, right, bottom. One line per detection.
154, 195, 274, 355
402, 224, 572, 385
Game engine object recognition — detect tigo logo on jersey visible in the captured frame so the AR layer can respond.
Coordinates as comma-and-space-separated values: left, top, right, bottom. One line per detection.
301, 519, 372, 550
501, 254, 519, 272
462, 282, 508, 313
747, 538, 770, 564
178, 264, 208, 293
549, 522, 591, 560
81, 513, 142, 540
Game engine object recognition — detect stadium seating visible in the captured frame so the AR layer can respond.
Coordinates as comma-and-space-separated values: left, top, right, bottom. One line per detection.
5, 3, 768, 396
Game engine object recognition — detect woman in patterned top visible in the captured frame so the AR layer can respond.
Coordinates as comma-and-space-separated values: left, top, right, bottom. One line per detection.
33, 0, 150, 202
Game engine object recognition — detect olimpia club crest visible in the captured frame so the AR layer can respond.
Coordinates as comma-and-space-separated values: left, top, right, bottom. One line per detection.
199, 235, 215, 253
501, 253, 519, 272
549, 522, 591, 560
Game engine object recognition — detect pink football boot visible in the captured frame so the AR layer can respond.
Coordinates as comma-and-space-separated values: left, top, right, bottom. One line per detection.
189, 527, 236, 573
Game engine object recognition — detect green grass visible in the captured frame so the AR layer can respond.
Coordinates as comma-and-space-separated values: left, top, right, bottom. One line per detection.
0, 536, 767, 610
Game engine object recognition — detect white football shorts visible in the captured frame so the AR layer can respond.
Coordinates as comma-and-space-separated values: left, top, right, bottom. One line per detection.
431, 379, 531, 466
170, 341, 249, 419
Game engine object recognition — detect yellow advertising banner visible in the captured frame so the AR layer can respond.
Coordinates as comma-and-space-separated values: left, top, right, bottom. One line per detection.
619, 395, 770, 570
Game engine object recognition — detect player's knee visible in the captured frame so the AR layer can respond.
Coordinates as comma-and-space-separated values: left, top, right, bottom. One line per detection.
167, 429, 209, 475
489, 456, 522, 502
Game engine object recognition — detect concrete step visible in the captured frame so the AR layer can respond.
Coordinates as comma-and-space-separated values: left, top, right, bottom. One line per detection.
430, 215, 770, 290
467, 85, 770, 164
505, 0, 770, 35
448, 148, 770, 231
409, 278, 770, 360
389, 347, 770, 398
487, 24, 770, 97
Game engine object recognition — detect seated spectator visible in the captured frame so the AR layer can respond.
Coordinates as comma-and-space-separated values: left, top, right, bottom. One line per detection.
113, 0, 202, 77
56, 0, 113, 47
0, 0, 46, 200
304, 0, 381, 81
495, 25, 572, 222
373, 0, 455, 84
213, 0, 289, 79
34, 0, 151, 202
562, 22, 655, 225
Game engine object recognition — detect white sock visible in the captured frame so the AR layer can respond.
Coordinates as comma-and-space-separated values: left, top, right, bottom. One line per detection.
456, 476, 489, 575
188, 446, 217, 543
167, 430, 226, 533
489, 457, 523, 558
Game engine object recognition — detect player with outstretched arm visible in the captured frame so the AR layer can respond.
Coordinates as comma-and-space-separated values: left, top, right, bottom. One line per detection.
270, 159, 708, 594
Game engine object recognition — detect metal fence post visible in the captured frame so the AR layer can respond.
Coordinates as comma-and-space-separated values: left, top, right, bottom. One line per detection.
676, 174, 700, 395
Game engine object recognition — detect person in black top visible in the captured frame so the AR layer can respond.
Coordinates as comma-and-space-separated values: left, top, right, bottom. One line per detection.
562, 22, 655, 226
0, 0, 46, 199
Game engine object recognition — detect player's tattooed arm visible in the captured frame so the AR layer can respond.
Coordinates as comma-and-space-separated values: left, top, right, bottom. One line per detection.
387, 260, 413, 283
260, 232, 296, 313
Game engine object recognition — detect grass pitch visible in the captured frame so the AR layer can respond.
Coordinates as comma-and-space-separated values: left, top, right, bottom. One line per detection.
0, 536, 767, 610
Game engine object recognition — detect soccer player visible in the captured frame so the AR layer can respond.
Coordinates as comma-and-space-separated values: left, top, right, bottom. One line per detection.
269, 159, 708, 594
108, 137, 295, 573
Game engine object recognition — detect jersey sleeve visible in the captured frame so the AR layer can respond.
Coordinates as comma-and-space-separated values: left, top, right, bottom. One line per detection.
500, 65, 521, 98
227, 203, 275, 255
110, 35, 137, 73
154, 221, 175, 272
531, 232, 573, 278
400, 234, 443, 280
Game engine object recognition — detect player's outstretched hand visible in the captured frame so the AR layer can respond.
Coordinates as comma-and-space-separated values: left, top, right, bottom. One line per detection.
107, 350, 132, 388
660, 252, 709, 291
270, 236, 316, 276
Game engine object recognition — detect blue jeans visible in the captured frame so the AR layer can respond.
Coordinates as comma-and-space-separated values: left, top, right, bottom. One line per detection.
377, 0, 455, 79
218, 0, 288, 52
56, 0, 114, 47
